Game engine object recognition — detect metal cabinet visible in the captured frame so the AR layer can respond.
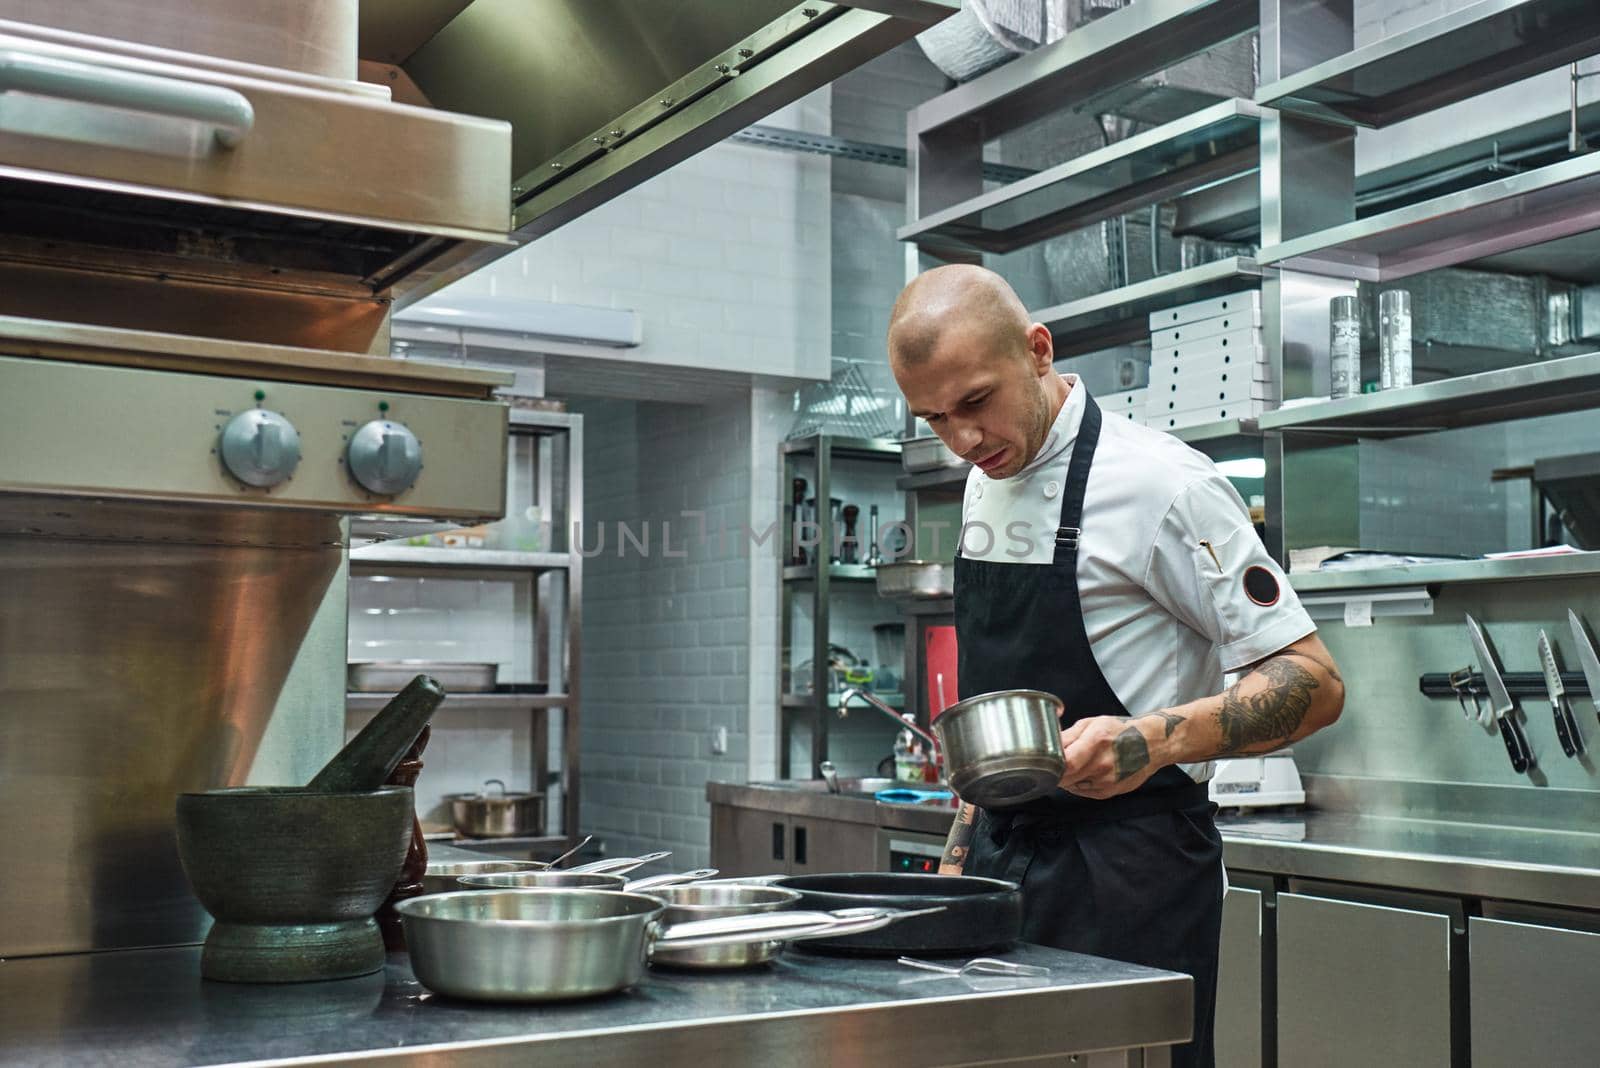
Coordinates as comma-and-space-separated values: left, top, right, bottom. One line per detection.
1469, 916, 1600, 1068
710, 805, 879, 876
1277, 892, 1455, 1068
1215, 886, 1266, 1068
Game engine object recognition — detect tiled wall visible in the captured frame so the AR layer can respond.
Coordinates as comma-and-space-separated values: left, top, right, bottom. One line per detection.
571, 396, 756, 870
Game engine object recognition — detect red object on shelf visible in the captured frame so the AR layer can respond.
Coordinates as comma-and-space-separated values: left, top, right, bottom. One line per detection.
925, 625, 959, 722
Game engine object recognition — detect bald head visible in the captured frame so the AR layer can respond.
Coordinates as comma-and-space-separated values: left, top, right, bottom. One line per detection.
887, 264, 1032, 368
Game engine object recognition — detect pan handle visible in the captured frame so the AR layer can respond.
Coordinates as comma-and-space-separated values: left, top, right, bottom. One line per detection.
654, 906, 944, 952
624, 869, 719, 892
569, 851, 672, 875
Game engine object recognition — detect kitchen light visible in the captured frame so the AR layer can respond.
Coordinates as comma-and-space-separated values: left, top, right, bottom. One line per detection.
1216, 458, 1266, 479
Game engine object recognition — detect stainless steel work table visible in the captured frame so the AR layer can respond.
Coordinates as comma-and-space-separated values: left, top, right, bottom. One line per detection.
711, 782, 1600, 909
1218, 811, 1600, 910
0, 942, 1191, 1067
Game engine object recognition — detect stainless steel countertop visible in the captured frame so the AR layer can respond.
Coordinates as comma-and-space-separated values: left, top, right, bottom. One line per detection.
0, 943, 1190, 1067
707, 780, 959, 836
1218, 810, 1600, 910
710, 782, 1600, 909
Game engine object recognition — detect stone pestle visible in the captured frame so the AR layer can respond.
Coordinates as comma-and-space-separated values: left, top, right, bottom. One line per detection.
307, 675, 446, 793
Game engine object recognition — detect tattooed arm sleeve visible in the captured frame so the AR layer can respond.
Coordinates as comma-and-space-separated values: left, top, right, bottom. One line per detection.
1202, 638, 1344, 758
938, 802, 978, 876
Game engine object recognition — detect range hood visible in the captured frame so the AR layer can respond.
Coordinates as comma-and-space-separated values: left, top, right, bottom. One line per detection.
359, 0, 958, 305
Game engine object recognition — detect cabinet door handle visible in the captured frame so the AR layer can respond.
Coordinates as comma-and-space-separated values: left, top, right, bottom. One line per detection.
772, 821, 785, 861
794, 825, 808, 866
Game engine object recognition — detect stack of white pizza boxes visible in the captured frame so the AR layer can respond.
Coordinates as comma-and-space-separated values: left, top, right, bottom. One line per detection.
1097, 385, 1150, 424
1144, 291, 1271, 431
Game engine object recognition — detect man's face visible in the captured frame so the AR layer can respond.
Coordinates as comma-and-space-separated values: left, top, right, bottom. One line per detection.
893, 322, 1053, 481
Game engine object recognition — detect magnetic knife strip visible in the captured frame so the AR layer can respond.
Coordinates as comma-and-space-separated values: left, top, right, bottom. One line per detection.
1420, 672, 1592, 700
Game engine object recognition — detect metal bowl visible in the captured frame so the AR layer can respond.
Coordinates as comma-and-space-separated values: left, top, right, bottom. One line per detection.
934, 689, 1066, 808
643, 885, 803, 970
901, 436, 966, 473
875, 560, 955, 601
420, 859, 544, 896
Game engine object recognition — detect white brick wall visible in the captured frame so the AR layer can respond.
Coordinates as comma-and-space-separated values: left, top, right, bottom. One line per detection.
429, 97, 833, 383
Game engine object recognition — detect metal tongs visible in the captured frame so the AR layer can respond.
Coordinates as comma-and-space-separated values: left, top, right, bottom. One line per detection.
897, 956, 1049, 978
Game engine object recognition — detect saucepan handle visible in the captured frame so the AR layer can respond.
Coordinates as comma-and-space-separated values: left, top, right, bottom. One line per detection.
655, 906, 943, 951
569, 851, 673, 875
624, 869, 719, 892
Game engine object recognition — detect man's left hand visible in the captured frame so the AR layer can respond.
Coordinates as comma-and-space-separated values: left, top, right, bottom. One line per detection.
1058, 715, 1164, 799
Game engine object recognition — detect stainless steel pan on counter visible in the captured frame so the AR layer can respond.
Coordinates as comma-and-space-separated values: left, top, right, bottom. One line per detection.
643, 884, 804, 970
396, 889, 937, 1002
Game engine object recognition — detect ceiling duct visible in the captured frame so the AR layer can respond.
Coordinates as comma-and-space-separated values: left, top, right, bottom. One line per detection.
359, 0, 959, 306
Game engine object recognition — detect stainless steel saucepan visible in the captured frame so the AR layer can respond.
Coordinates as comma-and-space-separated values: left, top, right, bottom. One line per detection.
397, 889, 937, 1002
456, 869, 718, 893
934, 689, 1066, 808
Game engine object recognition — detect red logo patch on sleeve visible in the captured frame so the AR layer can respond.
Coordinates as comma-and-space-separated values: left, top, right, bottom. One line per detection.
1243, 566, 1281, 607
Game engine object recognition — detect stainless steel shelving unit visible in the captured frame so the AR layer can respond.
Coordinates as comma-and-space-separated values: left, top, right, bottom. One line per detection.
1259, 352, 1600, 438
778, 432, 903, 778
1255, 0, 1600, 128
899, 99, 1263, 254
1289, 551, 1600, 592
347, 408, 583, 851
1256, 151, 1600, 282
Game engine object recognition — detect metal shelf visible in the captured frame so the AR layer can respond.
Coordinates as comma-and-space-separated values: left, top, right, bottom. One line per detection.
1255, 152, 1600, 282
1257, 352, 1600, 438
1255, 0, 1600, 129
1290, 552, 1600, 592
900, 100, 1262, 254
783, 563, 879, 583
909, 0, 1256, 144
781, 434, 902, 461
896, 465, 969, 492
346, 692, 570, 712
1168, 417, 1262, 455
349, 545, 573, 571
1031, 257, 1263, 358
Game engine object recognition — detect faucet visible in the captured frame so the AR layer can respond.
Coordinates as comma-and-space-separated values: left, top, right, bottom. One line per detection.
836, 687, 943, 774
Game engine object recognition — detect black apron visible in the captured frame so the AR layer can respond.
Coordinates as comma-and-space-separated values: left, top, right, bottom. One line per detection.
955, 389, 1225, 1068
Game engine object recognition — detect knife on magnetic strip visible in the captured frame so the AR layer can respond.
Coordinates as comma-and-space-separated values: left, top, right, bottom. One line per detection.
1568, 609, 1600, 728
1537, 630, 1582, 758
1466, 615, 1533, 774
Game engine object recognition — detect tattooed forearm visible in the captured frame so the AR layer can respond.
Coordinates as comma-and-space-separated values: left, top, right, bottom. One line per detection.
1112, 724, 1151, 780
939, 802, 978, 873
1278, 647, 1343, 685
1215, 656, 1320, 754
1138, 710, 1185, 738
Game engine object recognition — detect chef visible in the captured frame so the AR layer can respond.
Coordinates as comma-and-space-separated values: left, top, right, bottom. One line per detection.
886, 265, 1344, 1068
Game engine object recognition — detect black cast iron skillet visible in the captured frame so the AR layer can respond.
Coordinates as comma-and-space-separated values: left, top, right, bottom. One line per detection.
773, 873, 1021, 957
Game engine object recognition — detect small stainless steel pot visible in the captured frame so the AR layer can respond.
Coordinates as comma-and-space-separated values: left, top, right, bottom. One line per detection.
934, 689, 1066, 808
875, 560, 955, 601
444, 779, 544, 838
643, 884, 803, 970
396, 889, 925, 1002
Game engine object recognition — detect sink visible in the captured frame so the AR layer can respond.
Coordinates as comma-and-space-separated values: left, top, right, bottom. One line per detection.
753, 777, 950, 799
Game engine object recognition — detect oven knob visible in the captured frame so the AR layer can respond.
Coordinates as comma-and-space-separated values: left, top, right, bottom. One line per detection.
219, 409, 301, 488
347, 419, 423, 495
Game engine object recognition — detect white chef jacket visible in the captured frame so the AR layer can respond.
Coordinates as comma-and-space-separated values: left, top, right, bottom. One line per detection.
957, 375, 1317, 783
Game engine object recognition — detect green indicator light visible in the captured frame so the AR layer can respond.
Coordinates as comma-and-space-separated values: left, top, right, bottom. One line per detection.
378, 401, 390, 412
254, 389, 266, 402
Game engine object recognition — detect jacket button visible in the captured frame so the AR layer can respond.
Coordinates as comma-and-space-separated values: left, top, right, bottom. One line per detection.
974, 483, 984, 499
1043, 481, 1059, 499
